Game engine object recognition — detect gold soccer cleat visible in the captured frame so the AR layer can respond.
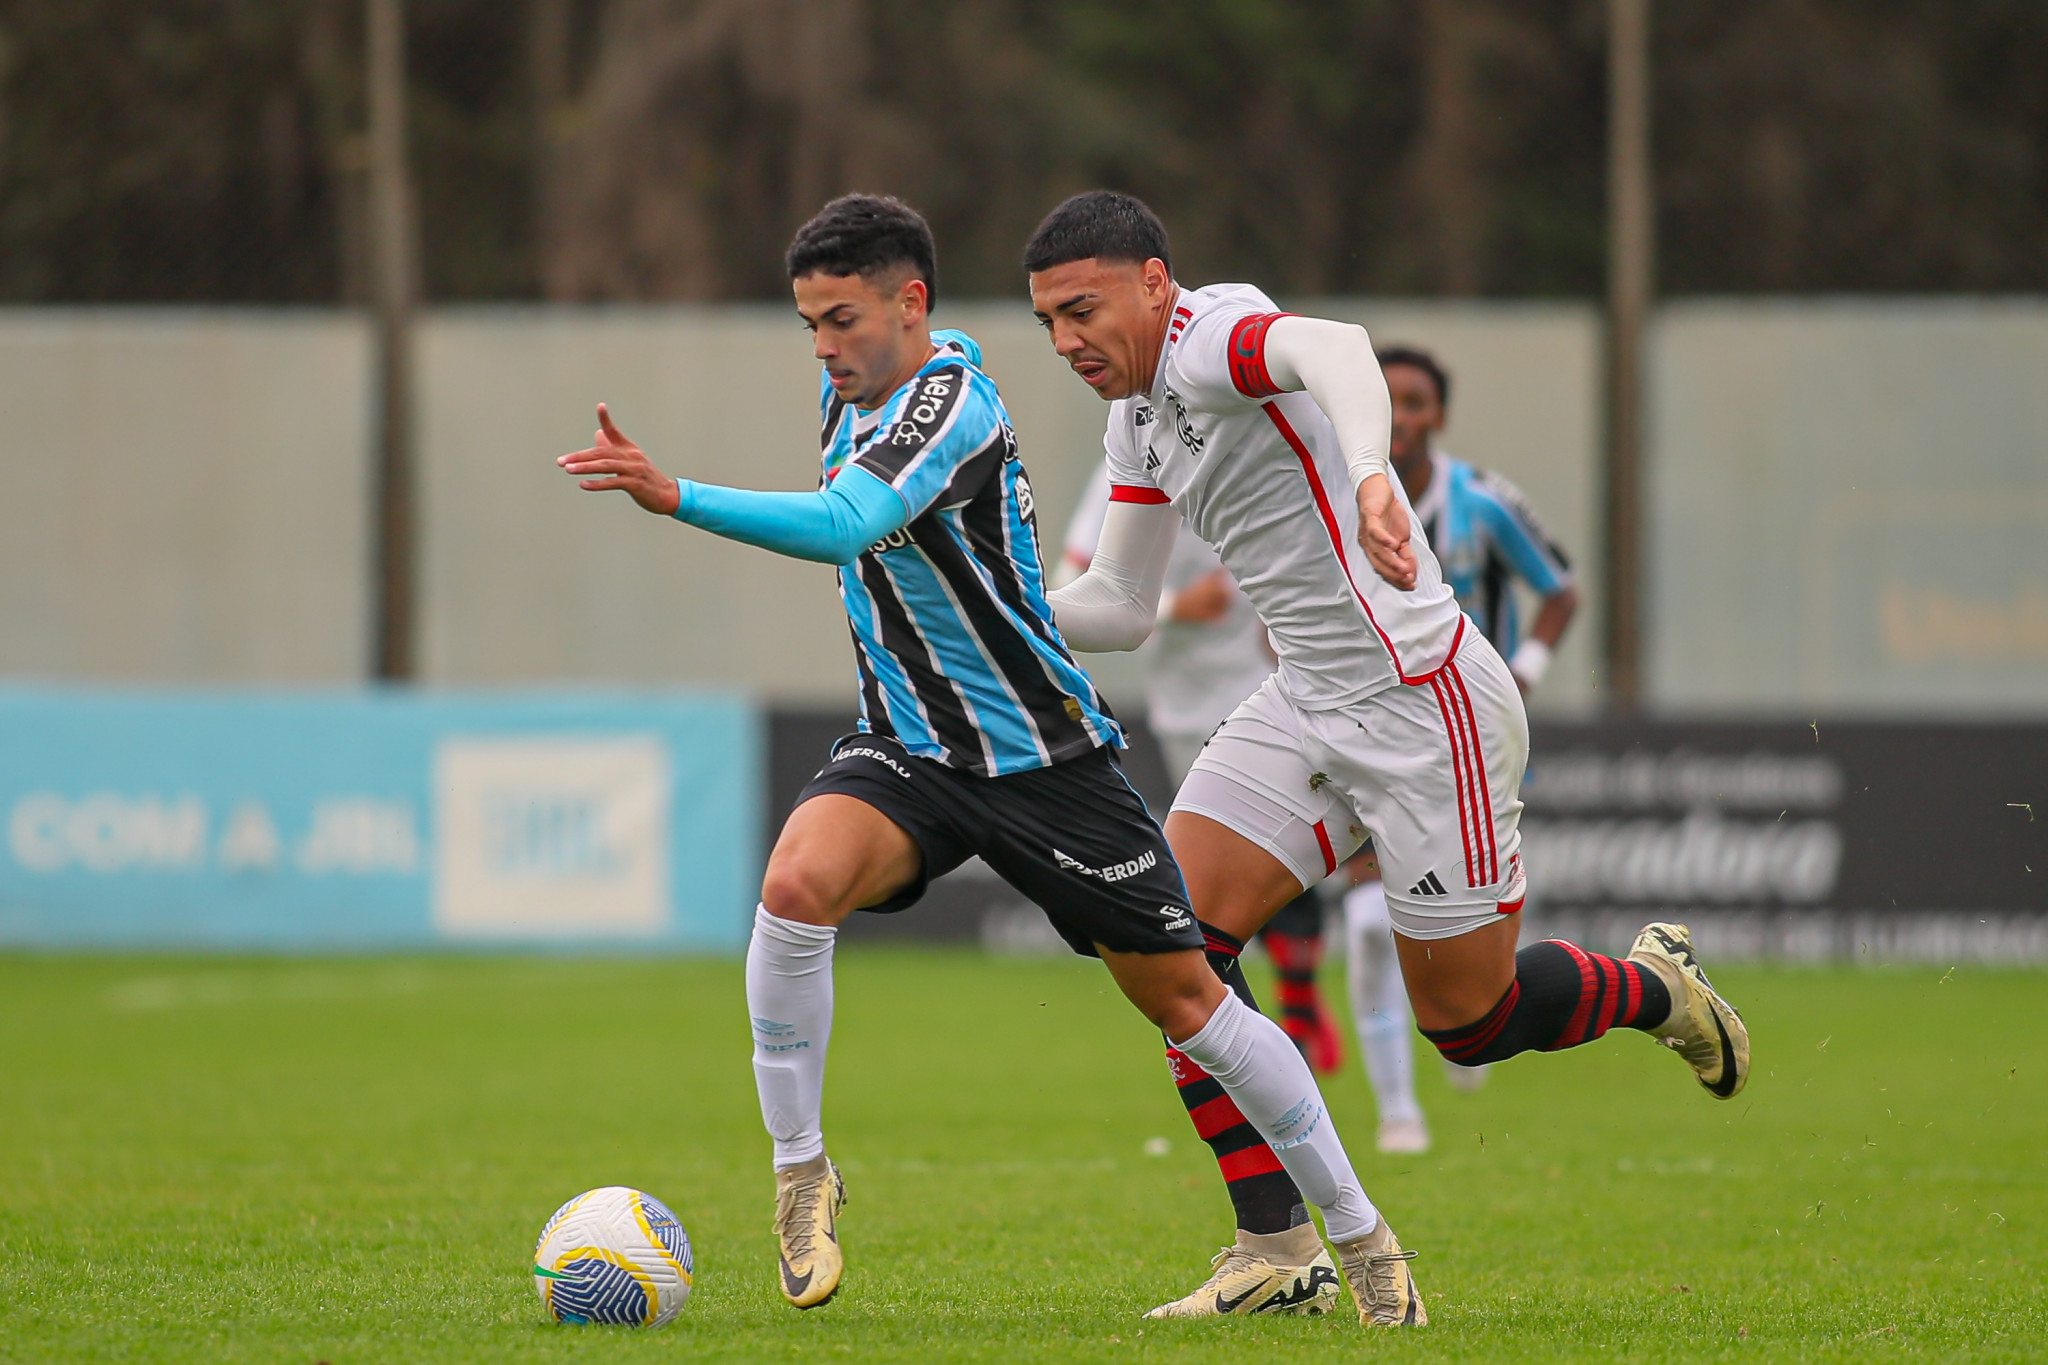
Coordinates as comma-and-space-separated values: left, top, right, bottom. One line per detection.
1629, 921, 1751, 1099
1332, 1218, 1427, 1327
773, 1154, 845, 1309
1144, 1227, 1340, 1318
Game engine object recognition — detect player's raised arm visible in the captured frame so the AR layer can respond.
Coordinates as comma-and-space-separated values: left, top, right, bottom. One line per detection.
557, 403, 907, 566
1047, 493, 1179, 651
1260, 318, 1418, 591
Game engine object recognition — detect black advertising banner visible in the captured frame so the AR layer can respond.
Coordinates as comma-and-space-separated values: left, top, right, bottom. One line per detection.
1521, 722, 2046, 915
768, 711, 2048, 956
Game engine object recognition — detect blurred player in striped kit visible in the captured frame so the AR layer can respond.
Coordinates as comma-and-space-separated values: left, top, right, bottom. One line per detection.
1337, 345, 1581, 1154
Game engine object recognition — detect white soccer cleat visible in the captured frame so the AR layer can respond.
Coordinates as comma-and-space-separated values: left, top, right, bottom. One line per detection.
773, 1154, 846, 1309
1376, 1116, 1431, 1154
1144, 1230, 1340, 1318
1443, 1058, 1491, 1092
1332, 1219, 1427, 1327
1629, 921, 1750, 1099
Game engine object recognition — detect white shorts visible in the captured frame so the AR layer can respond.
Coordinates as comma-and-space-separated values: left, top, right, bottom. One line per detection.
1172, 624, 1529, 941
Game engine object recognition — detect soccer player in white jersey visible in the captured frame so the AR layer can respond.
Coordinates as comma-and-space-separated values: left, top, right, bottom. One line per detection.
1029, 191, 1751, 1323
1338, 345, 1585, 1148
562, 194, 1394, 1323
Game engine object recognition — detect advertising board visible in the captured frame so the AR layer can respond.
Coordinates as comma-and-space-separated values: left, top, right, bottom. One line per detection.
0, 690, 761, 950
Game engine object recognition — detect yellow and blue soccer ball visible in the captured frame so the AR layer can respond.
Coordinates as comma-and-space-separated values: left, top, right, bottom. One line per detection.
532, 1186, 694, 1325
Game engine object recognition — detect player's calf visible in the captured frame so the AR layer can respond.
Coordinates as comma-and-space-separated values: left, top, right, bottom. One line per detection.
1418, 938, 1672, 1067
1164, 923, 1312, 1235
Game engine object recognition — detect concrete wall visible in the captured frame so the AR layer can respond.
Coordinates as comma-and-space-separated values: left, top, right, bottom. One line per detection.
1649, 299, 2048, 716
0, 310, 372, 683
3, 299, 2041, 718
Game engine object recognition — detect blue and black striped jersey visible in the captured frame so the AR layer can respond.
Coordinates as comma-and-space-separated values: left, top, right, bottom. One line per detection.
1411, 453, 1573, 656
823, 330, 1120, 776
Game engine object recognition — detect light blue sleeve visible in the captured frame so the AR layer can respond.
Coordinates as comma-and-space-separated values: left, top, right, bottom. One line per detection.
1475, 478, 1572, 596
670, 464, 907, 565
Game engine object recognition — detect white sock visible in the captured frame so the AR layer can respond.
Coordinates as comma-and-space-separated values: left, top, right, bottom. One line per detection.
1343, 881, 1422, 1127
746, 905, 836, 1169
1174, 992, 1380, 1243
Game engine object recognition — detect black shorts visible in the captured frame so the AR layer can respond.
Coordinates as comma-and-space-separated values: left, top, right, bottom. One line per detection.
794, 733, 1202, 958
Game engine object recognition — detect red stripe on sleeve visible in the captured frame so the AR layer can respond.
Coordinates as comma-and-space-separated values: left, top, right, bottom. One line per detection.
1227, 312, 1291, 398
1109, 484, 1171, 504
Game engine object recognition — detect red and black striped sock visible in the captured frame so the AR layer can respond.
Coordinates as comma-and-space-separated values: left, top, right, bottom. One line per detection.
1420, 939, 1673, 1067
1260, 930, 1325, 1058
1162, 924, 1309, 1235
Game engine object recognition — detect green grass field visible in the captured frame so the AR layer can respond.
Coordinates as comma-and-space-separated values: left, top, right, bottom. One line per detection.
1, 951, 2041, 1363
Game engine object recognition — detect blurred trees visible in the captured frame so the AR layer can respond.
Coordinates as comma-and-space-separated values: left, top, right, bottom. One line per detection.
0, 0, 2040, 302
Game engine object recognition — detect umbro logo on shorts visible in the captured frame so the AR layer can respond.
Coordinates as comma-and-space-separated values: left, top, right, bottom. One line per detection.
1409, 870, 1450, 898
1158, 905, 1193, 932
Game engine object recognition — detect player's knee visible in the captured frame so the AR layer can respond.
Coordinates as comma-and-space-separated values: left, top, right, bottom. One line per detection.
759, 856, 849, 926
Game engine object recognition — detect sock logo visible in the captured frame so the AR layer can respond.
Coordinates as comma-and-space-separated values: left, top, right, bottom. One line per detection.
1269, 1097, 1323, 1149
753, 1017, 810, 1052
1408, 870, 1449, 898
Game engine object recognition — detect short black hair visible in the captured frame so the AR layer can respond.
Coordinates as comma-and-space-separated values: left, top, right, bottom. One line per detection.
1023, 190, 1172, 275
1376, 345, 1450, 408
785, 194, 938, 308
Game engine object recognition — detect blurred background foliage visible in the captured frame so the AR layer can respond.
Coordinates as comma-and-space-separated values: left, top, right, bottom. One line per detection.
0, 0, 2041, 304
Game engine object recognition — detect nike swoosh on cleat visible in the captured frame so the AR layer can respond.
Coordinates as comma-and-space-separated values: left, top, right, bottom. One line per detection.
1706, 1005, 1741, 1098
780, 1258, 813, 1299
1216, 1284, 1264, 1313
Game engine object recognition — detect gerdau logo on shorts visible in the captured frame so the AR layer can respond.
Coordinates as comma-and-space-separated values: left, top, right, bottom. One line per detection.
1053, 847, 1156, 883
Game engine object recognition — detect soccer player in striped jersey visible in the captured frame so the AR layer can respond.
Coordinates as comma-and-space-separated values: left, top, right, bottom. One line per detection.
1338, 345, 1584, 1146
561, 194, 1386, 1320
1030, 191, 1750, 1326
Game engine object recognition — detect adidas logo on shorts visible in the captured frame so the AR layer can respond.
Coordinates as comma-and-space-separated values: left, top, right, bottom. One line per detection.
1409, 870, 1449, 898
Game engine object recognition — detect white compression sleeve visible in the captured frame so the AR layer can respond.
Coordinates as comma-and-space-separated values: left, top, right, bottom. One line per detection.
1343, 880, 1421, 1127
746, 905, 837, 1169
1174, 992, 1381, 1243
1261, 315, 1393, 492
1046, 497, 1178, 652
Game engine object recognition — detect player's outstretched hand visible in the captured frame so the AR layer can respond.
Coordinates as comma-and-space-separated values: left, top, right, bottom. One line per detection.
557, 404, 681, 516
1356, 473, 1418, 590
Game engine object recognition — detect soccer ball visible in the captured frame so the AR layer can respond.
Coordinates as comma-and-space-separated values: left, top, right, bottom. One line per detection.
532, 1186, 695, 1325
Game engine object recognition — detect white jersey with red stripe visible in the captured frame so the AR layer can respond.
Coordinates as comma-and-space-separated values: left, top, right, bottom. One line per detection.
1102, 281, 1467, 712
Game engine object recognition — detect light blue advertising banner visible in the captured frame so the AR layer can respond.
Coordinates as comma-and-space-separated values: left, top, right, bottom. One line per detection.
0, 689, 761, 951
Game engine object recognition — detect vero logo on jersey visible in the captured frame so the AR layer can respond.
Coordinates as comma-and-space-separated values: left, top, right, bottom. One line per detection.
890, 372, 956, 445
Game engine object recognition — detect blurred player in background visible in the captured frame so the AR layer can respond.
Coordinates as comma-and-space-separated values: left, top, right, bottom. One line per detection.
1033, 191, 1749, 1324
1060, 468, 1351, 1082
563, 194, 1392, 1323
1337, 345, 1581, 1153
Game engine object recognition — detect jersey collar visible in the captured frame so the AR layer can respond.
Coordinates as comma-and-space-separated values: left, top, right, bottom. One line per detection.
1409, 451, 1449, 529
